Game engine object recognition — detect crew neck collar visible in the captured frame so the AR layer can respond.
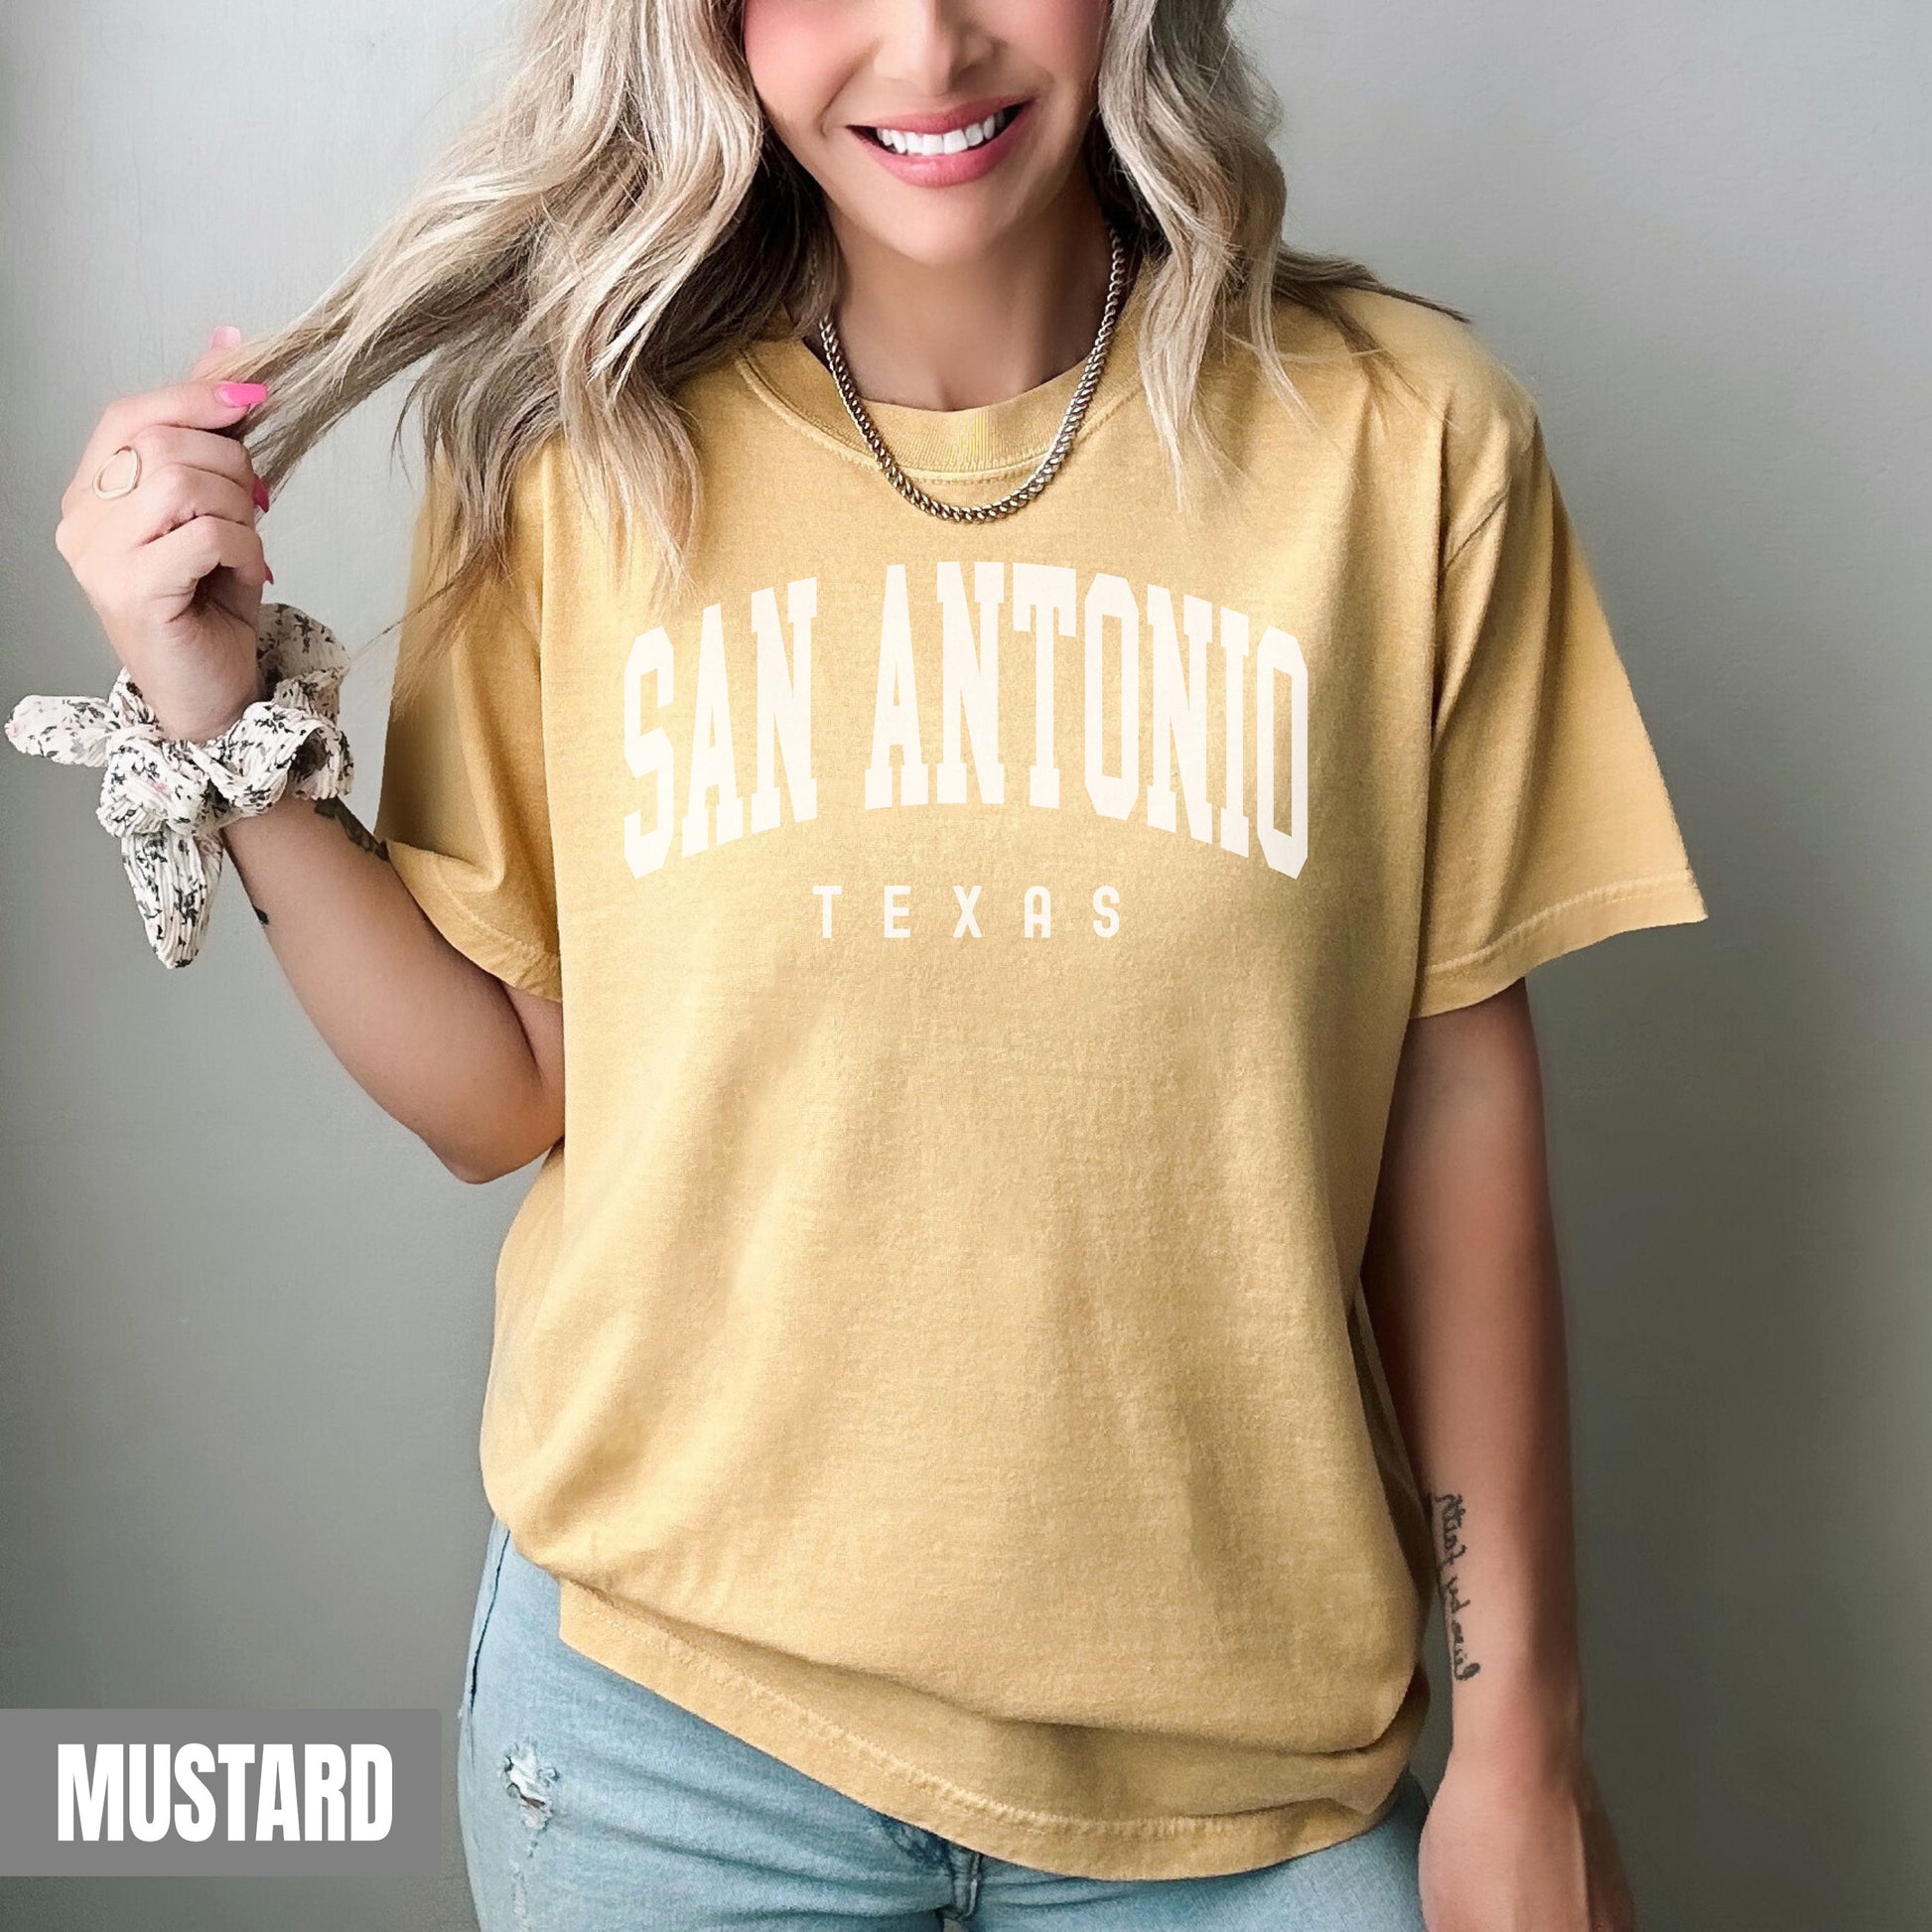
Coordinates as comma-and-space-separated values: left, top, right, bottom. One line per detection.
735, 253, 1151, 484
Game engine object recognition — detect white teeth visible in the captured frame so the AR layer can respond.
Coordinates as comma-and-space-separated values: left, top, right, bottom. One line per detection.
872, 106, 1013, 156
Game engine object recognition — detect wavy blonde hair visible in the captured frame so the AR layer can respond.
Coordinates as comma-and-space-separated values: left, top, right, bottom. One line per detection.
218, 0, 1463, 707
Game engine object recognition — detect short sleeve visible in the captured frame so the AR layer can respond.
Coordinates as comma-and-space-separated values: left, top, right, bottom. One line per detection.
371, 453, 563, 1002
1410, 414, 1708, 1017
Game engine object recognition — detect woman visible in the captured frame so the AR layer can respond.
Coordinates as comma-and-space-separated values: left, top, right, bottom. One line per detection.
36, 0, 1706, 1925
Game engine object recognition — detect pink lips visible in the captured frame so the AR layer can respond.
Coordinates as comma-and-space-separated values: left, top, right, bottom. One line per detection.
851, 100, 1032, 188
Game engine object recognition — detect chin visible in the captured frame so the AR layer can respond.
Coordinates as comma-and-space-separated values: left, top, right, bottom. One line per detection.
838, 198, 1039, 271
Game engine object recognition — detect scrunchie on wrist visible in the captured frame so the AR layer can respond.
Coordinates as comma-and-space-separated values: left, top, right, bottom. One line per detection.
5, 603, 354, 969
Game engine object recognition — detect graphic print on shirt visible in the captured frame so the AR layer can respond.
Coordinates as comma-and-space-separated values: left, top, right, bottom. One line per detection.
621, 561, 1310, 935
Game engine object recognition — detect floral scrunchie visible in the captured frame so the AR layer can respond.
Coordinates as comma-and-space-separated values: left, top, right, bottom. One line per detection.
5, 603, 353, 968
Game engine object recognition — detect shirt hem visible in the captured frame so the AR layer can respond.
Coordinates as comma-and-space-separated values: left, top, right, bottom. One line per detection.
1411, 868, 1708, 1017
557, 1581, 1413, 1881
384, 843, 564, 1002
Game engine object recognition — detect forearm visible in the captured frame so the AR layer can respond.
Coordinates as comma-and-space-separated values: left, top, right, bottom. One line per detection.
219, 789, 559, 1182
1361, 984, 1587, 1758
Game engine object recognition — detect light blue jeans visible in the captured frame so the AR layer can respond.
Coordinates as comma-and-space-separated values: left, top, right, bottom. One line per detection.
458, 1518, 1431, 1930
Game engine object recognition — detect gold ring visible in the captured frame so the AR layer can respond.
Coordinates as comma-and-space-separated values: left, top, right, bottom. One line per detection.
90, 444, 142, 500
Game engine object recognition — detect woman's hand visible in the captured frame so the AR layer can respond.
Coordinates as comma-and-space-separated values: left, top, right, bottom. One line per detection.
53, 326, 275, 741
1419, 1732, 1639, 1931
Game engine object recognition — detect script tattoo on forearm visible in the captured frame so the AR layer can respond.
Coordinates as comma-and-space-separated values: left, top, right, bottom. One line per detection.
312, 796, 390, 863
1425, 1489, 1482, 1681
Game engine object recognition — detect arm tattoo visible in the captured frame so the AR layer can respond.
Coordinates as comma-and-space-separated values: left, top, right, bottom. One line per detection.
312, 796, 390, 862
239, 799, 386, 933
1424, 1490, 1482, 1681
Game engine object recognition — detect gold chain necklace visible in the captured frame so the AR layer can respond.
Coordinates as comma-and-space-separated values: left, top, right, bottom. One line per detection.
816, 226, 1131, 523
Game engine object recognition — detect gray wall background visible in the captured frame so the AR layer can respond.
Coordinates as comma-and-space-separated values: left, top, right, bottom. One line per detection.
2, 2, 1925, 1926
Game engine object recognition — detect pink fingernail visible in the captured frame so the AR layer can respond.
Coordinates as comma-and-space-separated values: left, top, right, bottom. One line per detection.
253, 479, 271, 512
217, 381, 268, 409
208, 324, 243, 349
264, 563, 275, 585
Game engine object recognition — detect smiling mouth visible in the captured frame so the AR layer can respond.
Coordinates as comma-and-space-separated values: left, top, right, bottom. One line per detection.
857, 102, 1027, 156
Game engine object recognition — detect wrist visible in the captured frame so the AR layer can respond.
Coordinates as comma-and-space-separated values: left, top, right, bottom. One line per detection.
1449, 1659, 1587, 1766
151, 670, 266, 744
12, 600, 348, 970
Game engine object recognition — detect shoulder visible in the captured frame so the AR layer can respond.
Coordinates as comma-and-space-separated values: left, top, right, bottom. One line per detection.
510, 432, 566, 531
508, 430, 603, 579
419, 434, 559, 577
1318, 284, 1539, 443
1270, 282, 1544, 521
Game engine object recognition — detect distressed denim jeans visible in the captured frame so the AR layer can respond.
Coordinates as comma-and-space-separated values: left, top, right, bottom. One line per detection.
458, 1517, 1431, 1931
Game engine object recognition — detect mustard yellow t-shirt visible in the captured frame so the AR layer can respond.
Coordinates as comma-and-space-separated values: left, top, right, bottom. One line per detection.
372, 262, 1707, 1879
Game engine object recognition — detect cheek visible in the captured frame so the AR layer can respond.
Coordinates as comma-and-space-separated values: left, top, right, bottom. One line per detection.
996, 0, 1110, 88
739, 0, 842, 149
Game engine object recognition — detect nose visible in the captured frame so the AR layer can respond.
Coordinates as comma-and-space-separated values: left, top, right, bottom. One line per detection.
868, 0, 994, 100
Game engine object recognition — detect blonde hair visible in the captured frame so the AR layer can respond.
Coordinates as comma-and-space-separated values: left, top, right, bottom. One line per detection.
218, 0, 1463, 706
